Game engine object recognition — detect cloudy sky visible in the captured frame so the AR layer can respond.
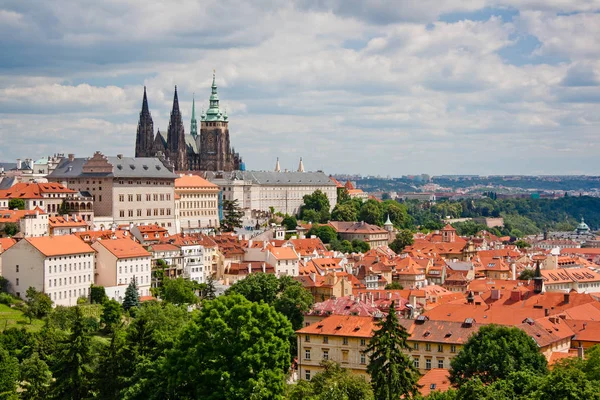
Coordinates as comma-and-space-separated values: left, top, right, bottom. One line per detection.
1, 1, 599, 176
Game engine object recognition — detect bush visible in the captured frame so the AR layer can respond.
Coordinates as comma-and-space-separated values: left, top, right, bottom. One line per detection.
0, 293, 14, 305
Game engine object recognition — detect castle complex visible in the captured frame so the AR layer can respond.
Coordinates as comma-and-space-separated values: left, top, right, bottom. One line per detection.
135, 73, 242, 172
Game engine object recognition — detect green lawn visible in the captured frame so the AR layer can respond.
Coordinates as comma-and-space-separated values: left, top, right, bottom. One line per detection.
0, 303, 44, 332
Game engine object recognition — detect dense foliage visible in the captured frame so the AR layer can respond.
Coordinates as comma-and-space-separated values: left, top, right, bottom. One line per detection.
221, 199, 244, 232
365, 301, 420, 399
449, 324, 547, 385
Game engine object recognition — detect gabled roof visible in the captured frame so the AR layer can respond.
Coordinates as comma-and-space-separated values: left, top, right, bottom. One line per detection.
0, 182, 75, 199
25, 235, 94, 257
296, 315, 377, 338
94, 238, 150, 259
328, 221, 388, 235
175, 174, 218, 188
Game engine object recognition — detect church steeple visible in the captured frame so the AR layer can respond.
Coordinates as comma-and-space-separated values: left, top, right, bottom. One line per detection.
135, 86, 154, 158
297, 157, 305, 172
166, 85, 188, 170
190, 94, 198, 139
205, 70, 225, 122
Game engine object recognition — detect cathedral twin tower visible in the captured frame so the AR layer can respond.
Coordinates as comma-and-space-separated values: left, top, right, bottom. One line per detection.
135, 73, 242, 172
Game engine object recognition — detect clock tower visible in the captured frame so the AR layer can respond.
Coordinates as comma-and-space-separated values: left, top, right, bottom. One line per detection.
197, 72, 240, 171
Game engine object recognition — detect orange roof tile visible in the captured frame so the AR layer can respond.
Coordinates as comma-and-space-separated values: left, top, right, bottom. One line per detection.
0, 237, 16, 252
49, 216, 88, 228
95, 238, 150, 259
418, 369, 451, 397
26, 235, 94, 257
175, 174, 218, 188
0, 182, 75, 199
296, 315, 377, 338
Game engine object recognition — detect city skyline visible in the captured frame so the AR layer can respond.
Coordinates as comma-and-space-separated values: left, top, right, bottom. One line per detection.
1, 1, 599, 175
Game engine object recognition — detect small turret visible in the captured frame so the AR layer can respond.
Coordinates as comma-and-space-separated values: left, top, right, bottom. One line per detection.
533, 261, 544, 294
297, 157, 305, 173
275, 157, 281, 173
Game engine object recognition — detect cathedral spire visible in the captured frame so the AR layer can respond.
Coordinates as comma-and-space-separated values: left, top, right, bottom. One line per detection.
142, 86, 149, 114
275, 157, 281, 172
166, 85, 187, 171
297, 157, 305, 172
190, 93, 198, 139
206, 70, 224, 122
135, 86, 154, 158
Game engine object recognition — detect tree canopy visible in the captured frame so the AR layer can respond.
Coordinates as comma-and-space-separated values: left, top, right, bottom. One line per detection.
299, 190, 331, 223
123, 280, 140, 311
365, 301, 420, 399
449, 324, 547, 386
221, 199, 244, 232
162, 294, 294, 399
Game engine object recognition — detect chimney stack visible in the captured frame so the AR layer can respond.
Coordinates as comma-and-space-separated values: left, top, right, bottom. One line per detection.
68, 153, 75, 161
16, 158, 22, 169
564, 292, 570, 304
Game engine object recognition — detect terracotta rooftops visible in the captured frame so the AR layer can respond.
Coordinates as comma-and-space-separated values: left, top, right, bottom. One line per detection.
0, 182, 75, 199
0, 237, 16, 252
418, 369, 451, 397
94, 238, 150, 259
49, 215, 88, 227
0, 208, 46, 223
296, 315, 378, 338
328, 221, 388, 235
175, 174, 218, 188
26, 235, 94, 257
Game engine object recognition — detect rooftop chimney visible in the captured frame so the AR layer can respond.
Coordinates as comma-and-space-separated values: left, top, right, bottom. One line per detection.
564, 292, 570, 304
68, 154, 75, 161
16, 159, 22, 169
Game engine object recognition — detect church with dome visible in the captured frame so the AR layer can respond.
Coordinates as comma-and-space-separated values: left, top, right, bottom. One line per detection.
134, 73, 242, 172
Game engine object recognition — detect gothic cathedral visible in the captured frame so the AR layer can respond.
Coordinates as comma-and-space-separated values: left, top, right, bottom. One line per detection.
134, 73, 242, 171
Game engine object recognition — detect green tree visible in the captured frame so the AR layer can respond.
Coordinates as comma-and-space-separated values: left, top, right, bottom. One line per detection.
382, 200, 409, 227
359, 200, 383, 226
307, 224, 338, 244
449, 324, 547, 386
123, 280, 140, 312
350, 239, 370, 253
331, 203, 358, 222
0, 277, 9, 293
93, 329, 129, 400
7, 199, 24, 210
24, 287, 52, 323
2, 223, 18, 237
101, 299, 123, 333
518, 269, 535, 280
365, 301, 420, 399
300, 190, 331, 223
0, 344, 19, 398
389, 229, 414, 254
226, 273, 281, 304
514, 239, 531, 249
282, 215, 298, 231
90, 284, 108, 304
384, 282, 403, 290
288, 361, 374, 400
221, 199, 244, 232
19, 352, 52, 400
273, 276, 314, 331
530, 365, 600, 400
204, 274, 217, 300
50, 306, 94, 400
162, 294, 294, 399
162, 277, 199, 304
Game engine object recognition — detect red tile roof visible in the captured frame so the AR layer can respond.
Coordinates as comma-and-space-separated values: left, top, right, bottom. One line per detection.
0, 182, 75, 199
296, 315, 378, 338
418, 369, 451, 397
95, 238, 150, 259
175, 174, 218, 188
26, 235, 94, 257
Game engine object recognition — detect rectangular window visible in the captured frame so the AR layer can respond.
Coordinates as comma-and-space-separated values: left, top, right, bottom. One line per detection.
360, 339, 366, 346
322, 350, 329, 361
146, 194, 151, 201
413, 342, 419, 351
120, 210, 125, 217
343, 337, 349, 345
323, 336, 328, 344
426, 359, 432, 370
16, 278, 19, 286
305, 370, 311, 381
342, 350, 348, 362
128, 194, 133, 202
305, 335, 310, 343
413, 358, 419, 368
128, 210, 133, 217
305, 349, 311, 360
426, 343, 431, 352
137, 209, 142, 217
450, 345, 457, 353
119, 194, 124, 202
438, 344, 443, 353
137, 194, 142, 202
15, 265, 19, 273
438, 359, 444, 369
360, 353, 366, 364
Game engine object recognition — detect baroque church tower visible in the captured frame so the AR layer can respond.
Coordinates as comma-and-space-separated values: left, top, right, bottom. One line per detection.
134, 87, 154, 158
197, 73, 241, 171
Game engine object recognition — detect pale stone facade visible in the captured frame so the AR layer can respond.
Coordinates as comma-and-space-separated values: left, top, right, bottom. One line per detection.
175, 175, 220, 232
0, 236, 95, 306
48, 152, 178, 232
92, 238, 152, 301
206, 170, 337, 215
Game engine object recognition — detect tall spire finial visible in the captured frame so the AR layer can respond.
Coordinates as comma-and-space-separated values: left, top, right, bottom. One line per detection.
297, 157, 305, 173
190, 92, 198, 139
275, 157, 281, 173
141, 86, 149, 114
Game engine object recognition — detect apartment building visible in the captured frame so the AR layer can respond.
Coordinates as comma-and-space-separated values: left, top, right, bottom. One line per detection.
174, 174, 220, 232
0, 208, 48, 238
48, 152, 178, 232
328, 221, 391, 249
92, 238, 152, 301
0, 235, 95, 306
